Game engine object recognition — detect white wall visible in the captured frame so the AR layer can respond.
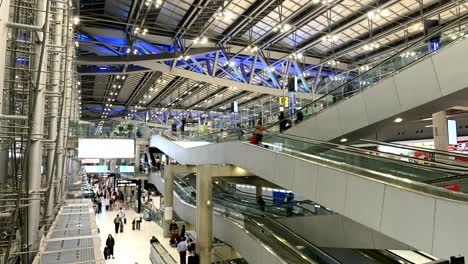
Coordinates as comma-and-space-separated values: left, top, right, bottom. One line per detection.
151, 135, 468, 259
286, 36, 468, 141
277, 215, 411, 249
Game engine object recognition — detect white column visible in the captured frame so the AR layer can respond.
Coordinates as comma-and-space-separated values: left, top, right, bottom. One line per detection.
163, 165, 174, 238
196, 165, 213, 264
58, 21, 73, 203
135, 143, 140, 174
432, 111, 449, 151
28, 0, 50, 247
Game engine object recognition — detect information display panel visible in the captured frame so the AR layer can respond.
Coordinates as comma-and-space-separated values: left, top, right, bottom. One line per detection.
78, 139, 135, 159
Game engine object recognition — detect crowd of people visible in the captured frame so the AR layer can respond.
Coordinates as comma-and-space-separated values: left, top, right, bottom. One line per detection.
167, 220, 198, 264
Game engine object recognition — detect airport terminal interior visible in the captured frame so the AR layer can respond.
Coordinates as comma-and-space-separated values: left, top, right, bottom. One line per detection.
1, 0, 468, 263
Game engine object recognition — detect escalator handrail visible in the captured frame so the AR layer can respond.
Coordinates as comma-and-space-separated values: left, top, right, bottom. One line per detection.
275, 133, 468, 174
267, 132, 468, 175
158, 132, 468, 203
360, 138, 468, 160
179, 175, 320, 216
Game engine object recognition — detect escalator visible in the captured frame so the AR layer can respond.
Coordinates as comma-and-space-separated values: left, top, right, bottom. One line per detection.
280, 14, 468, 141
174, 174, 428, 264
180, 14, 468, 142
171, 173, 338, 264
151, 130, 468, 257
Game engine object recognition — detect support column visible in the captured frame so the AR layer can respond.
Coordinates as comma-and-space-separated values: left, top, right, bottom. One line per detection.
0, 0, 11, 184
135, 143, 140, 173
28, 0, 50, 247
45, 0, 64, 221
196, 165, 214, 264
163, 165, 174, 238
58, 24, 73, 203
256, 185, 262, 198
432, 110, 449, 151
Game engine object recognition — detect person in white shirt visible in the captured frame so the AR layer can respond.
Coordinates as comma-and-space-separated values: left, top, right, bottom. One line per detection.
117, 207, 125, 218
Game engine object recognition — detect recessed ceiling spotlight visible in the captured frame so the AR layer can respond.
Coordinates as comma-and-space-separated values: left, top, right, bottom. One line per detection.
394, 117, 403, 123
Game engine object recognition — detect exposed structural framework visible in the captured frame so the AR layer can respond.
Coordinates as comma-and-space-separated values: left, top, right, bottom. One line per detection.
0, 0, 78, 262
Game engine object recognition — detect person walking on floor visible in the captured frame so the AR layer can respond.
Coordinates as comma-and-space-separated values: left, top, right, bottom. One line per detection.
106, 234, 115, 259
177, 236, 188, 264
114, 215, 121, 234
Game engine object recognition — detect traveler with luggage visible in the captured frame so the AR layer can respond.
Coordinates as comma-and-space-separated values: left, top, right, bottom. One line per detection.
113, 215, 121, 234
106, 234, 115, 259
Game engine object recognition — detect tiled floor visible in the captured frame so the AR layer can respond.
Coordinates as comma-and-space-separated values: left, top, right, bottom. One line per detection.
95, 198, 179, 264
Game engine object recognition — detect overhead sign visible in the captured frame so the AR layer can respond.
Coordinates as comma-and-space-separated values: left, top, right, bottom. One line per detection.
117, 179, 138, 187
279, 96, 289, 106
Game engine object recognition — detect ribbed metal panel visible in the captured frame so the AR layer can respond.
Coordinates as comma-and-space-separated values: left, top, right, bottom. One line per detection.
39, 248, 95, 263
50, 228, 92, 239
44, 238, 94, 251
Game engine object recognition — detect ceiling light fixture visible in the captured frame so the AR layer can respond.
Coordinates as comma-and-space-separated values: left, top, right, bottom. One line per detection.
72, 16, 80, 25
363, 42, 380, 51
326, 59, 340, 66
246, 45, 258, 53
273, 23, 292, 33
394, 117, 403, 123
289, 52, 303, 60
367, 8, 389, 20
340, 138, 348, 143
215, 10, 233, 22
321, 34, 340, 43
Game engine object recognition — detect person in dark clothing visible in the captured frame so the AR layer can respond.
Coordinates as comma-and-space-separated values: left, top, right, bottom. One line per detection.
257, 196, 266, 212
114, 215, 121, 234
103, 246, 110, 259
180, 224, 186, 238
181, 118, 187, 134
172, 122, 177, 134
278, 112, 287, 133
106, 234, 115, 259
296, 110, 304, 123
169, 220, 178, 232
285, 192, 295, 216
150, 236, 159, 243
97, 198, 102, 213
187, 238, 195, 253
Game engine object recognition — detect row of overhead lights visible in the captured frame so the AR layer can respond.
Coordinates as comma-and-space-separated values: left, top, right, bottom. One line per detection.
101, 75, 126, 119
96, 120, 105, 134
136, 77, 166, 108
134, 27, 148, 35
340, 117, 403, 143
77, 81, 82, 118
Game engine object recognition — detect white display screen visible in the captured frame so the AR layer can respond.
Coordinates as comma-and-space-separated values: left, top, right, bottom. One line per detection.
78, 139, 135, 158
448, 120, 458, 145
120, 166, 134, 173
83, 165, 109, 173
